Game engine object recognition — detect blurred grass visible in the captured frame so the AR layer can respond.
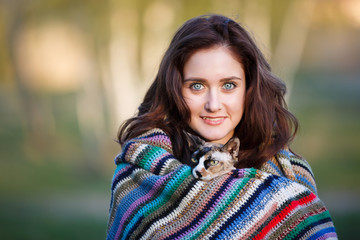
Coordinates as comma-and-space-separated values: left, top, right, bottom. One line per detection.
331, 213, 360, 239
1, 70, 360, 239
290, 71, 360, 191
0, 198, 107, 240
0, 89, 115, 239
290, 70, 360, 239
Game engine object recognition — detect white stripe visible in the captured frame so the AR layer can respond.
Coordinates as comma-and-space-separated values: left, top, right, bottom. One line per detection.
232, 179, 314, 239
140, 180, 206, 239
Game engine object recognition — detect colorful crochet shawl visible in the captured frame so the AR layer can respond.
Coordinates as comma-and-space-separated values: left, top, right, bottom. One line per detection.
107, 129, 337, 240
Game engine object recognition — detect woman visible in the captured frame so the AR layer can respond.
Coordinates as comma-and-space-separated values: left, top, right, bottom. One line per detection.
107, 14, 337, 239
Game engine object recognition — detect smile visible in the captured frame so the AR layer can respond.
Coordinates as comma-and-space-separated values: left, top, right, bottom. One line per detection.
201, 116, 226, 125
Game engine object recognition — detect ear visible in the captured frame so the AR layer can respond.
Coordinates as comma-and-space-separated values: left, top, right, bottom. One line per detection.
184, 131, 206, 152
223, 137, 240, 159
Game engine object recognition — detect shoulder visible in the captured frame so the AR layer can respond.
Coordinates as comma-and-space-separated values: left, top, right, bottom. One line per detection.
116, 128, 182, 175
123, 128, 173, 153
261, 147, 318, 195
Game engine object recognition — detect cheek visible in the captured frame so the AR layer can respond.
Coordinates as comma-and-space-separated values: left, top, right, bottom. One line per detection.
223, 161, 235, 169
184, 97, 203, 117
207, 164, 223, 173
196, 160, 206, 171
226, 94, 245, 114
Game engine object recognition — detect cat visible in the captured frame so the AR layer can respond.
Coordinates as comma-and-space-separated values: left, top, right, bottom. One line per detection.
186, 133, 240, 181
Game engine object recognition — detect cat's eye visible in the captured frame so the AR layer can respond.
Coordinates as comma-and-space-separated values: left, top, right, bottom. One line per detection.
209, 160, 219, 166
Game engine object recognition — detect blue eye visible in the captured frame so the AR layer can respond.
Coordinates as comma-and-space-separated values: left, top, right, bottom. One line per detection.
223, 82, 236, 90
191, 83, 204, 90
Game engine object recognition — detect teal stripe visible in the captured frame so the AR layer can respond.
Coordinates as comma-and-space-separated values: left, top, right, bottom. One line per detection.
283, 210, 332, 240
188, 175, 255, 239
120, 165, 192, 239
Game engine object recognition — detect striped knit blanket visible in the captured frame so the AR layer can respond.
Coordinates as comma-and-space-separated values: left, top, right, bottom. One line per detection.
107, 129, 337, 239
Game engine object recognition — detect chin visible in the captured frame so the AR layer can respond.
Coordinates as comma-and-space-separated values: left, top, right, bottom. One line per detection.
202, 133, 228, 143
193, 125, 233, 143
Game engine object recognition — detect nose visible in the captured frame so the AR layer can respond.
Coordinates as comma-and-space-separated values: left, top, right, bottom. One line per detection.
205, 90, 222, 112
195, 170, 202, 178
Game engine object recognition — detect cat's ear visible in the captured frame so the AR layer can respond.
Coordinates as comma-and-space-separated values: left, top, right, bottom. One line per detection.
184, 131, 206, 152
223, 137, 240, 159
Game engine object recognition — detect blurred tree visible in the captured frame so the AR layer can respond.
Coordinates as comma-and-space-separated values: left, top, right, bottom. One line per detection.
0, 0, 317, 165
0, 0, 112, 174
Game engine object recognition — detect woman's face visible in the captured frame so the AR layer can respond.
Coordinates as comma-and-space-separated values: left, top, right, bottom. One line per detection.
182, 46, 246, 144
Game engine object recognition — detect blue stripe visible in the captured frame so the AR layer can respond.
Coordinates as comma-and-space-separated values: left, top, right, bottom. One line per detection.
154, 155, 173, 175
121, 165, 192, 239
111, 164, 134, 190
296, 217, 333, 239
289, 158, 315, 179
182, 169, 258, 239
308, 227, 337, 240
213, 175, 285, 239
109, 166, 161, 239
296, 174, 317, 194
267, 160, 285, 176
109, 164, 136, 211
167, 177, 235, 239
117, 141, 133, 163
279, 149, 291, 158
144, 147, 161, 170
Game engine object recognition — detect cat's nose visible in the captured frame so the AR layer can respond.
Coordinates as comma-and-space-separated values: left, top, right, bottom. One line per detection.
195, 170, 202, 178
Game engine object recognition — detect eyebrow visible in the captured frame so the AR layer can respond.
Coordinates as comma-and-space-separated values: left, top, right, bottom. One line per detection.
183, 76, 242, 82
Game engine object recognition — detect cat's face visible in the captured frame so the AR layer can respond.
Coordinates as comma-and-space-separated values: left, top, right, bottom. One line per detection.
189, 136, 240, 181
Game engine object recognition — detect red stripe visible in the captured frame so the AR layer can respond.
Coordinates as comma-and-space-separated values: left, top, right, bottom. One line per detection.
253, 192, 317, 240
276, 207, 327, 240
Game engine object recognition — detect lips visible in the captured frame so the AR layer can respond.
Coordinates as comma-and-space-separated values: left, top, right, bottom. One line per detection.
201, 116, 226, 125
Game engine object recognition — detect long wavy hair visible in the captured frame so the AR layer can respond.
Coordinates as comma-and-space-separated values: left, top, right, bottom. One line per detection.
118, 14, 298, 169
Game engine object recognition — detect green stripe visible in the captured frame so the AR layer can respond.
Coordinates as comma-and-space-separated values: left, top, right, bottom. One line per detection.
189, 169, 258, 239
283, 210, 332, 240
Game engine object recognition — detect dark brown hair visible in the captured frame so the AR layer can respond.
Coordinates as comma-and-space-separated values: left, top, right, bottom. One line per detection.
118, 14, 298, 169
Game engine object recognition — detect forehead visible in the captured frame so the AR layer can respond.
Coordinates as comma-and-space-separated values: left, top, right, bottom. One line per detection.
193, 146, 212, 159
210, 151, 231, 161
194, 145, 219, 157
183, 46, 244, 80
198, 150, 231, 164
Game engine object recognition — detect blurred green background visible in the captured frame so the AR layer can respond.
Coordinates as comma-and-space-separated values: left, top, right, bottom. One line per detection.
1, 0, 359, 239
